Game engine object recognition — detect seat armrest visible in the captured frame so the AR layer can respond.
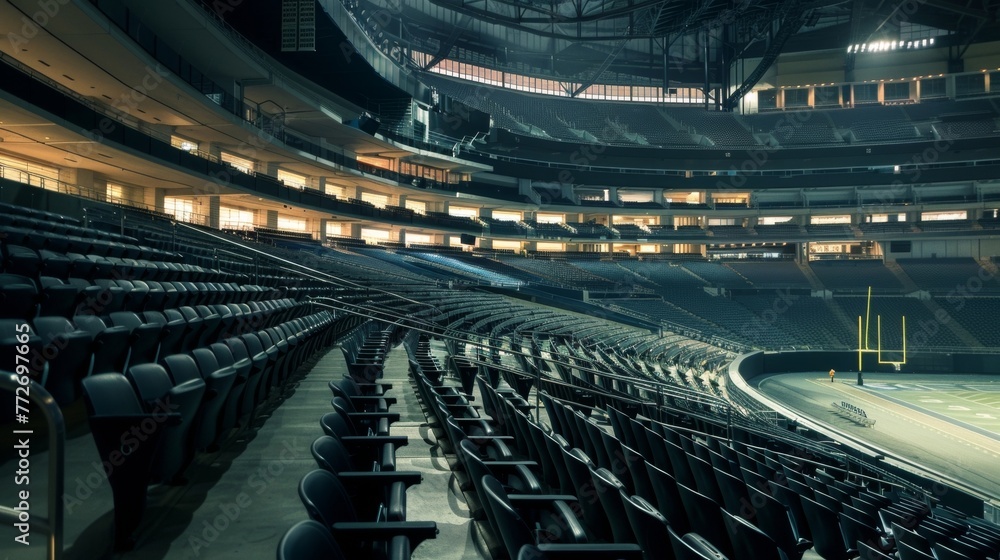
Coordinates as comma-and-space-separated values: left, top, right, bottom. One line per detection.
343, 411, 401, 422
507, 494, 579, 507
347, 395, 399, 405
331, 521, 437, 548
340, 435, 409, 448
534, 544, 644, 559
336, 471, 423, 487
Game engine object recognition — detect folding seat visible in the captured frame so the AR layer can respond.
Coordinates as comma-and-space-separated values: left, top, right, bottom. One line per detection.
480, 474, 642, 560
154, 281, 180, 309
189, 305, 224, 347
2, 244, 41, 277
167, 350, 236, 450
210, 303, 238, 339
799, 494, 855, 560
457, 437, 542, 515
108, 311, 162, 366
66, 278, 104, 315
86, 254, 115, 279
207, 341, 250, 436
332, 395, 398, 437
897, 540, 936, 560
126, 363, 206, 483
277, 520, 353, 560
81, 373, 175, 550
557, 446, 612, 542
221, 336, 265, 423
251, 328, 283, 388
620, 493, 677, 560
745, 485, 813, 560
115, 280, 149, 313
320, 412, 407, 472
930, 540, 988, 560
713, 466, 751, 516
769, 481, 812, 542
663, 438, 697, 490
38, 276, 82, 318
239, 332, 275, 403
310, 435, 421, 521
164, 307, 203, 352
297, 469, 436, 557
840, 510, 888, 557
330, 377, 394, 413
589, 467, 637, 544
667, 525, 729, 560
893, 522, 934, 555
38, 250, 72, 280
676, 482, 734, 558
64, 253, 96, 279
857, 541, 896, 560
73, 314, 131, 375
0, 273, 38, 320
31, 317, 92, 405
720, 508, 784, 560
687, 454, 723, 505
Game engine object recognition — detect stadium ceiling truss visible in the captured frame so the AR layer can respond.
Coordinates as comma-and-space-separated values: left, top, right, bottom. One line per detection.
352, 0, 1000, 101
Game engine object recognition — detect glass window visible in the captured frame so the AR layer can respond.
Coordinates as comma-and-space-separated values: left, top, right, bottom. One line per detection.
222, 152, 254, 174
170, 135, 198, 152
277, 216, 306, 231
448, 206, 478, 218
405, 233, 432, 245
220, 206, 254, 229
164, 197, 195, 223
920, 210, 967, 221
325, 222, 345, 237
405, 199, 426, 215
884, 81, 910, 101
361, 192, 389, 208
277, 169, 307, 189
956, 73, 986, 97
492, 210, 521, 222
360, 228, 390, 242
106, 183, 126, 204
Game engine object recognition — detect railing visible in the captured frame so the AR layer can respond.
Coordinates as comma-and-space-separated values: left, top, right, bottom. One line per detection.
0, 373, 65, 560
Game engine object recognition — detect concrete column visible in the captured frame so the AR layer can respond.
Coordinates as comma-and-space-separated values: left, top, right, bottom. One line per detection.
319, 219, 329, 243
265, 209, 278, 229
208, 196, 221, 229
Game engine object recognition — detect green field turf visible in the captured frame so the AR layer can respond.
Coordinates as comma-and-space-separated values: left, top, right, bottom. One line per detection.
857, 379, 1000, 438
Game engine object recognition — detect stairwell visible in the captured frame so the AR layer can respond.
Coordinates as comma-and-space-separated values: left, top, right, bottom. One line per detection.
886, 260, 983, 347
800, 260, 857, 340
884, 260, 919, 292
795, 260, 825, 290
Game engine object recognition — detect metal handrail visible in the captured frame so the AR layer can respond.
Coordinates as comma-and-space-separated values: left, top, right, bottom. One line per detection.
0, 372, 64, 560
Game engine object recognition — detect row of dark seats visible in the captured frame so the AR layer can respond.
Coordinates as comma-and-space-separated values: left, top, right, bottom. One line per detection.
396, 330, 643, 560
77, 307, 343, 550
1, 220, 180, 265
0, 272, 286, 321
278, 324, 441, 559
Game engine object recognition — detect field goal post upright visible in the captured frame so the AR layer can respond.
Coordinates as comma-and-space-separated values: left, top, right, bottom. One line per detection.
857, 286, 907, 372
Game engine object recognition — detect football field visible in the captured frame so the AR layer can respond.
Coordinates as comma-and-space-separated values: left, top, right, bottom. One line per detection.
757, 372, 1000, 499
855, 378, 1000, 440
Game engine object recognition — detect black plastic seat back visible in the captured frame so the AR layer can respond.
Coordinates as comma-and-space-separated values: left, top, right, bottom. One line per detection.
721, 508, 783, 560
298, 469, 358, 528
81, 373, 164, 550
276, 519, 347, 560
590, 467, 636, 544
32, 316, 92, 405
799, 494, 854, 560
622, 493, 677, 560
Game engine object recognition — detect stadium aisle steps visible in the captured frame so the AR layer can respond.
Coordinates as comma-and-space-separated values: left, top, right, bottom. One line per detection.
383, 341, 484, 560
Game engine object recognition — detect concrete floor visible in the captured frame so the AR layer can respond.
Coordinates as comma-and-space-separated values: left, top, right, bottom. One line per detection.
0, 343, 485, 560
